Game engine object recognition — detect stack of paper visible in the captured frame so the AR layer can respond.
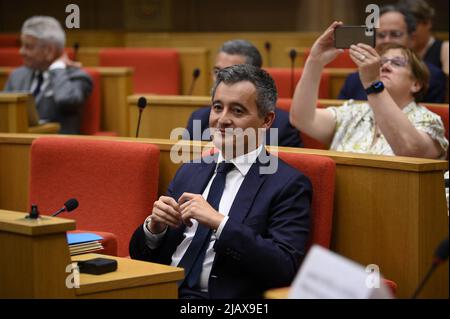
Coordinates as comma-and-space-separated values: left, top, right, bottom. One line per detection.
67, 233, 104, 256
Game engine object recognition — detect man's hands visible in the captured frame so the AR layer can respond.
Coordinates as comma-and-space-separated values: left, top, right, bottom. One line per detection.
147, 193, 224, 234
349, 43, 381, 89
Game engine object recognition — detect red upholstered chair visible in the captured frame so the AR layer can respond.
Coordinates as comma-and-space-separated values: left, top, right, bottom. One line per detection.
276, 152, 335, 249
265, 67, 330, 99
276, 98, 328, 150
0, 34, 20, 47
423, 104, 449, 140
80, 68, 118, 136
0, 47, 23, 66
80, 68, 101, 135
0, 47, 74, 67
99, 48, 180, 94
304, 49, 356, 68
29, 137, 160, 256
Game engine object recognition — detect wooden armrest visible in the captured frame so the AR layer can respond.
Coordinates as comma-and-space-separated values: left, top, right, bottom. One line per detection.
28, 122, 60, 134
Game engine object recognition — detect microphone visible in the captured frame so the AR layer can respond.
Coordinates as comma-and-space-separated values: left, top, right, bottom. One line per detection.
27, 204, 40, 219
289, 49, 297, 98
188, 68, 201, 95
264, 41, 272, 67
411, 237, 449, 298
136, 96, 147, 138
52, 198, 79, 217
73, 42, 80, 62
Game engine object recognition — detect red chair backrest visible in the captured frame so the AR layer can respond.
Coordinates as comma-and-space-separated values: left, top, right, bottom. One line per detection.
99, 48, 180, 95
265, 67, 329, 99
0, 47, 75, 67
277, 152, 336, 249
80, 68, 101, 135
29, 137, 160, 256
0, 34, 20, 47
305, 48, 356, 68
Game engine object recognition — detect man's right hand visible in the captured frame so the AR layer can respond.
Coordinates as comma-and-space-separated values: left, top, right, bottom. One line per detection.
308, 21, 344, 67
148, 196, 182, 233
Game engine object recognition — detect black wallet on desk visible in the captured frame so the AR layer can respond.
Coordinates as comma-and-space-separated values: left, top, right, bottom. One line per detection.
77, 257, 117, 275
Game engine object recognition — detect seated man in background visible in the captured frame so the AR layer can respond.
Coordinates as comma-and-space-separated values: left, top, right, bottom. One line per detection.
185, 39, 303, 147
3, 16, 92, 134
399, 0, 449, 75
130, 64, 312, 299
338, 5, 446, 103
290, 22, 448, 159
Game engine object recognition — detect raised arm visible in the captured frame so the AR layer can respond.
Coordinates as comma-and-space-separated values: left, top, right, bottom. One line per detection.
350, 43, 444, 159
289, 21, 343, 146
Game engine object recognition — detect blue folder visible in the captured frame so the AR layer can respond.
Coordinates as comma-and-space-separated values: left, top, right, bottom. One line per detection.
67, 233, 103, 245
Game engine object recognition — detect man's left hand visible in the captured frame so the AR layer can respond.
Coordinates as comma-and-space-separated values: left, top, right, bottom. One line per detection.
178, 192, 224, 230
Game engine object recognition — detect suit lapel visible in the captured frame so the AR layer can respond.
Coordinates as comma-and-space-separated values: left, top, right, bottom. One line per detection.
227, 155, 269, 224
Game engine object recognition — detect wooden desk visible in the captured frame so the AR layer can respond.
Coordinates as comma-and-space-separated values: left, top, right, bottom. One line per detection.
0, 67, 133, 136
128, 94, 210, 138
0, 134, 447, 298
72, 253, 183, 298
0, 93, 60, 134
0, 209, 183, 298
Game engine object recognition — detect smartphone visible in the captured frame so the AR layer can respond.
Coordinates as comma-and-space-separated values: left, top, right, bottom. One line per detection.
334, 25, 376, 49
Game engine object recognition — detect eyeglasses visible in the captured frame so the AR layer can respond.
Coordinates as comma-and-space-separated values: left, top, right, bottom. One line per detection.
376, 31, 405, 40
380, 57, 409, 68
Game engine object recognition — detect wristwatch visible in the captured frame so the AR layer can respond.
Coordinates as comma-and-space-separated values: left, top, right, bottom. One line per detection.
365, 81, 384, 95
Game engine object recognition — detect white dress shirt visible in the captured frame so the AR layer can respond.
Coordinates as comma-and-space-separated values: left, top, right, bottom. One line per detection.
143, 145, 263, 291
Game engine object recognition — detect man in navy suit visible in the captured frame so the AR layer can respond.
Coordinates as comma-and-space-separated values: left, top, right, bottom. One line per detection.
338, 5, 446, 103
185, 39, 303, 147
130, 64, 312, 299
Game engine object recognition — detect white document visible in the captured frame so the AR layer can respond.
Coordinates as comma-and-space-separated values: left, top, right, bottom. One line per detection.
288, 245, 393, 299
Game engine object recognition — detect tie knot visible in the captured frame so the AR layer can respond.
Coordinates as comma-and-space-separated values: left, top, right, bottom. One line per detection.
216, 162, 234, 174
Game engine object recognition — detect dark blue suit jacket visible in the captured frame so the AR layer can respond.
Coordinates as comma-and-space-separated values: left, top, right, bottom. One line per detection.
338, 62, 446, 103
184, 107, 303, 148
129, 153, 312, 298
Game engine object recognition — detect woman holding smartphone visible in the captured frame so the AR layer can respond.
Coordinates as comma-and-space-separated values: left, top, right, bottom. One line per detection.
289, 21, 447, 159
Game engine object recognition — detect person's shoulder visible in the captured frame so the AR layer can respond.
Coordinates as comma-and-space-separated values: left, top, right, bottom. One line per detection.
425, 61, 445, 78
66, 67, 92, 78
191, 106, 211, 118
9, 66, 30, 77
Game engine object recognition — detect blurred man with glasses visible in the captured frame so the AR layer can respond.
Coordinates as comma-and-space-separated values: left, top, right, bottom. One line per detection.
338, 4, 446, 103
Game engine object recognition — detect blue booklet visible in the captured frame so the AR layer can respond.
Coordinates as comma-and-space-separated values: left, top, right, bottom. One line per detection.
67, 233, 103, 245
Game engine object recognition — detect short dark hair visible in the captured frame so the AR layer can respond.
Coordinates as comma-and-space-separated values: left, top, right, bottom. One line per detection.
399, 0, 435, 23
380, 4, 417, 35
219, 39, 263, 68
380, 43, 430, 102
211, 64, 277, 117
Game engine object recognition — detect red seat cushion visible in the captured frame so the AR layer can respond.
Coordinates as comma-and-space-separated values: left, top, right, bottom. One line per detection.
80, 68, 101, 135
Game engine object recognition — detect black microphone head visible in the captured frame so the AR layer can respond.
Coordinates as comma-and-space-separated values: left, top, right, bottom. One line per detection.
73, 42, 80, 50
434, 237, 449, 264
192, 68, 201, 78
137, 97, 147, 110
264, 41, 271, 50
289, 49, 297, 60
64, 198, 79, 212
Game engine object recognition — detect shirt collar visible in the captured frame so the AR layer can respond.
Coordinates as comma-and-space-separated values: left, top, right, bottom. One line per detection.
217, 145, 264, 177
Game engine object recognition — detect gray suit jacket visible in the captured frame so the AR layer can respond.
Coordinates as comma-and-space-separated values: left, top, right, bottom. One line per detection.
4, 66, 92, 134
